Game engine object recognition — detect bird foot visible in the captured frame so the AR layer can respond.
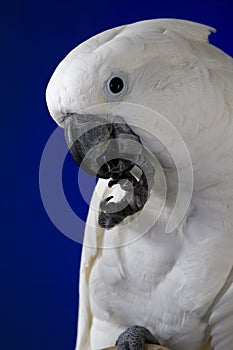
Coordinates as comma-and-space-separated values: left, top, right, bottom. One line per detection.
116, 325, 160, 350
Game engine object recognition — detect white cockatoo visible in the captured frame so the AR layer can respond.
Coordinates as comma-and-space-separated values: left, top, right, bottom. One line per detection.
46, 19, 233, 350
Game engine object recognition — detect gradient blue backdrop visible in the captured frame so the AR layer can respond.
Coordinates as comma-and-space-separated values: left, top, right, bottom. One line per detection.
1, 1, 233, 349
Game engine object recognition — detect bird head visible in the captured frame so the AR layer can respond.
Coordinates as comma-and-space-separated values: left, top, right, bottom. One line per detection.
46, 19, 233, 229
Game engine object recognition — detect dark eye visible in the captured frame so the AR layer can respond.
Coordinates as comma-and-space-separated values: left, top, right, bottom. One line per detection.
104, 72, 128, 100
108, 76, 124, 94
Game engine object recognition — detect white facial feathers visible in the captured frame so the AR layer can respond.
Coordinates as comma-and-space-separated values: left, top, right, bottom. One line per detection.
46, 19, 215, 123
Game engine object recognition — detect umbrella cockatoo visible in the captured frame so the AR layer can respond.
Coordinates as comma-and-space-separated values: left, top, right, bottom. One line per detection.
46, 19, 233, 350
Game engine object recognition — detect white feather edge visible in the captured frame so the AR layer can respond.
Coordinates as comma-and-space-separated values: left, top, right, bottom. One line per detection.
79, 19, 216, 53
209, 273, 233, 350
75, 179, 108, 350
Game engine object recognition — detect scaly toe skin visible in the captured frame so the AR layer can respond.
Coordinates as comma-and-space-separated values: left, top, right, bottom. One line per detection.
116, 325, 160, 350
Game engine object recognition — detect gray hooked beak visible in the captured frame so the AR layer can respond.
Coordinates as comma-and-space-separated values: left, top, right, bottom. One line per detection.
63, 113, 155, 229
63, 113, 141, 179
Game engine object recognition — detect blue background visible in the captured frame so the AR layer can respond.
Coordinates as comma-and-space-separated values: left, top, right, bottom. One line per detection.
1, 0, 233, 349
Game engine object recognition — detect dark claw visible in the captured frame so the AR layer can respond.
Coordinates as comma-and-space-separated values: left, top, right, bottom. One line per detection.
116, 325, 160, 350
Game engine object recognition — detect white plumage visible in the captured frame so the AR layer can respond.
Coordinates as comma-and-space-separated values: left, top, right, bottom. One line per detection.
46, 19, 233, 350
